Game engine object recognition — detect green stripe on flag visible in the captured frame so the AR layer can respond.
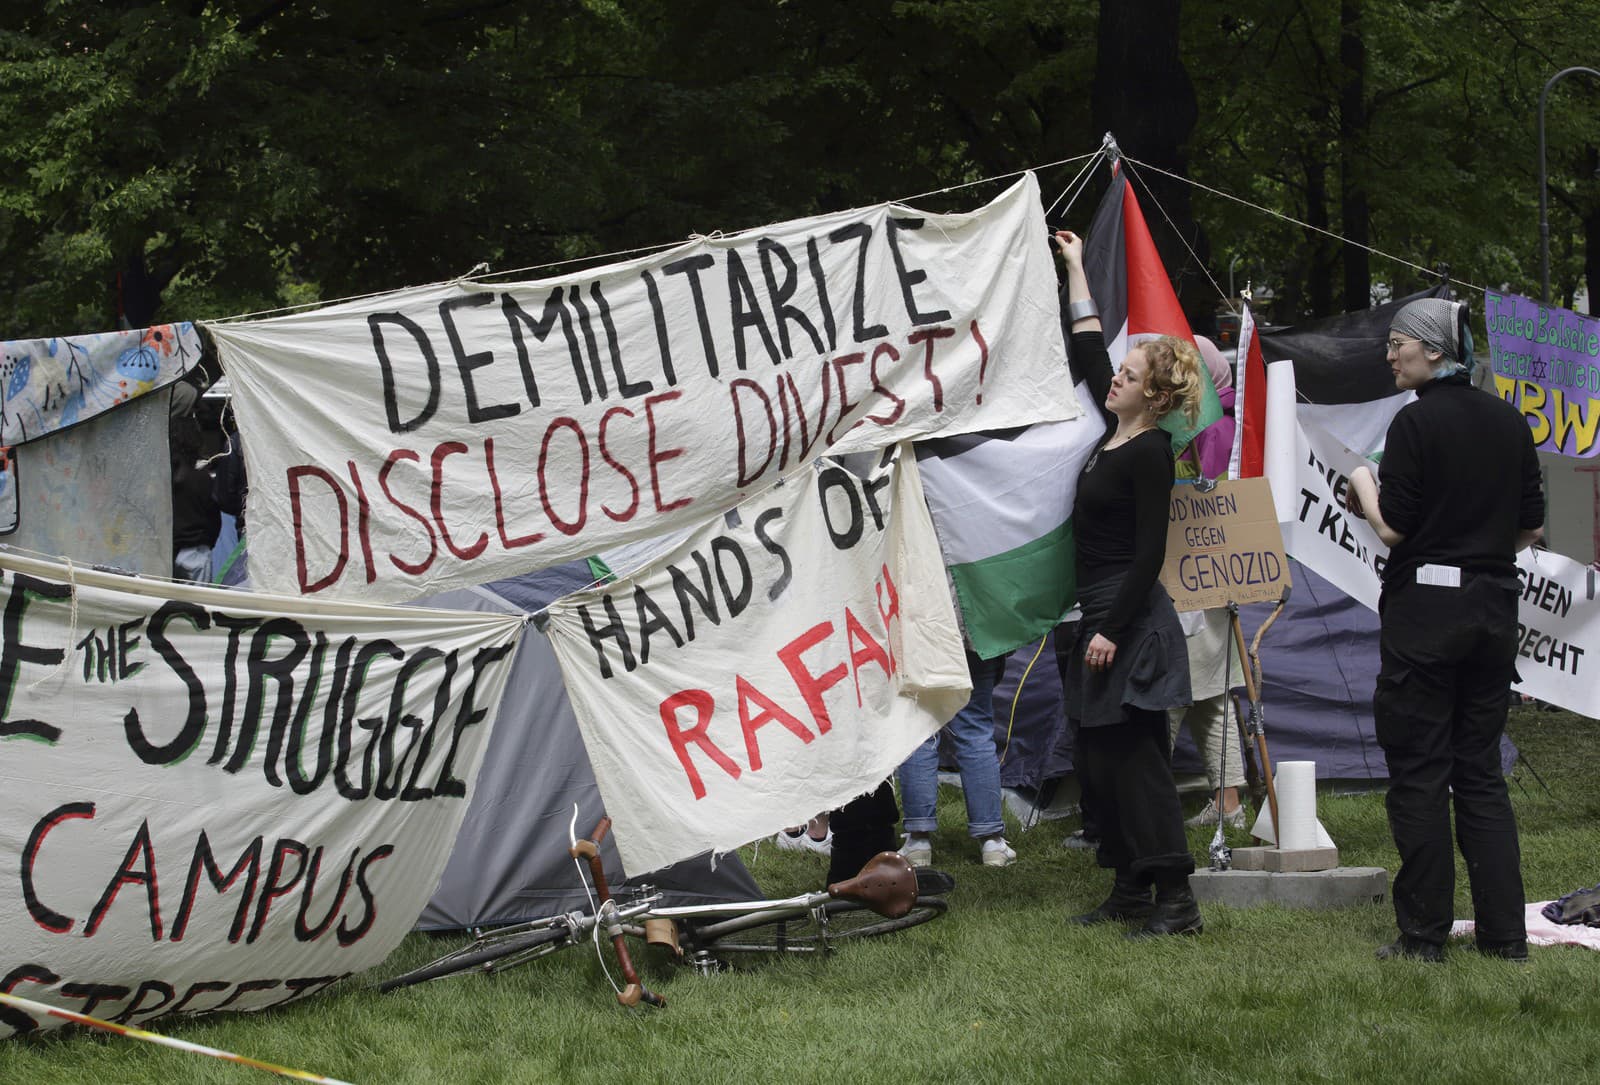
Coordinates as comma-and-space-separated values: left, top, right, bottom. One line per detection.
1161, 362, 1225, 454
949, 518, 1077, 660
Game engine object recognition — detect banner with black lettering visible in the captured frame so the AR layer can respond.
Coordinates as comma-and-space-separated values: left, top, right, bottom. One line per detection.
0, 554, 523, 1036
1279, 420, 1600, 715
544, 447, 970, 873
205, 173, 1078, 604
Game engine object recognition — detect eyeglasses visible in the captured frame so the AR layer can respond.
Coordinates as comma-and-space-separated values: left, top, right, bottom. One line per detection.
1386, 336, 1420, 353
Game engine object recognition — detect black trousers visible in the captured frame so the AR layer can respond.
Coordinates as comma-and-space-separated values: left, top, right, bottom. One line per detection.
826, 780, 899, 884
1375, 575, 1525, 947
1074, 707, 1193, 884
1053, 628, 1100, 842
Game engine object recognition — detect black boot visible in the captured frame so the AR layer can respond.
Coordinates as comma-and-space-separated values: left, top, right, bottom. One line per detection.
1129, 880, 1202, 938
1071, 872, 1153, 925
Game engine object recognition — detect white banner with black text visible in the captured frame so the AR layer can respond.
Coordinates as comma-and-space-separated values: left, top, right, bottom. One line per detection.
1278, 420, 1600, 715
207, 174, 1078, 603
0, 554, 524, 1036
544, 448, 970, 873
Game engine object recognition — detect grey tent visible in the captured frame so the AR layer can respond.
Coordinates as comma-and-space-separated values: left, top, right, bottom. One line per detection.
986, 558, 1514, 798
417, 561, 760, 931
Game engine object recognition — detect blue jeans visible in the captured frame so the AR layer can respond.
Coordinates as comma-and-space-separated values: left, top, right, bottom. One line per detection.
897, 652, 1007, 838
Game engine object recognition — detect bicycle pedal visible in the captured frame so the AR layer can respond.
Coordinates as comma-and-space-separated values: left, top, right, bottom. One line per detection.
687, 950, 728, 976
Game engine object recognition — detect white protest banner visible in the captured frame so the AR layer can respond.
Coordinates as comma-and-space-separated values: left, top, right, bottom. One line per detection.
0, 553, 523, 1036
1511, 548, 1600, 708
544, 447, 970, 873
206, 173, 1078, 604
1281, 419, 1388, 611
1283, 420, 1600, 715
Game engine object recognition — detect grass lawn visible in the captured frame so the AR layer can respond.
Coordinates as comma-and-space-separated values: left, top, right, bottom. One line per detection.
4, 706, 1599, 1084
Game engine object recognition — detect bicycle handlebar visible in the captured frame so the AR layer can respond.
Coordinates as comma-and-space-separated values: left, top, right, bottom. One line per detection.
618, 982, 666, 1008
605, 918, 666, 1008
571, 817, 615, 902
573, 818, 667, 1009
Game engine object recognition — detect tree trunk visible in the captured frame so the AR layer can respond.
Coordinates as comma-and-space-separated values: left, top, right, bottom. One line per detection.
1092, 0, 1211, 331
1305, 153, 1335, 317
1339, 0, 1370, 310
115, 247, 175, 330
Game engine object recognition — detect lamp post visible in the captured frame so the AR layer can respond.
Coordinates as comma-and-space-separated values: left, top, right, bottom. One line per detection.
1538, 66, 1600, 304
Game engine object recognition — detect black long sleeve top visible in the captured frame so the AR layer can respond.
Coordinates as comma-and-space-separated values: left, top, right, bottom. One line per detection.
1378, 373, 1544, 588
172, 464, 221, 550
1069, 329, 1175, 641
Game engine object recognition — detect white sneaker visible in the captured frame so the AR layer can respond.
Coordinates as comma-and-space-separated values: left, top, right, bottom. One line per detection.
898, 834, 933, 868
775, 827, 832, 855
1185, 799, 1247, 830
980, 838, 1017, 867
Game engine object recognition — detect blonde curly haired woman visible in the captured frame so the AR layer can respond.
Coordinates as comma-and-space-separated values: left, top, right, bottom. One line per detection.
1053, 229, 1206, 938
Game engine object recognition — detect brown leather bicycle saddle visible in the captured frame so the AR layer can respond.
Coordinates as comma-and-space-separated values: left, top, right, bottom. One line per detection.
826, 851, 917, 918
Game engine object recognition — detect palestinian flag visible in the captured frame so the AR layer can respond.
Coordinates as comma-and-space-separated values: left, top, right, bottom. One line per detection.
1229, 302, 1269, 477
917, 390, 1102, 660
1082, 166, 1224, 455
1230, 286, 1449, 474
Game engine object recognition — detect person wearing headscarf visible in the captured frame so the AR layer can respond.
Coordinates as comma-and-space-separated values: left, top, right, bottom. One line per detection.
1345, 296, 1545, 963
1187, 334, 1236, 481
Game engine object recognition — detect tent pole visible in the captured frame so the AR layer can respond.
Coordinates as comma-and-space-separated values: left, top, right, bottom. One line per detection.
1516, 751, 1554, 797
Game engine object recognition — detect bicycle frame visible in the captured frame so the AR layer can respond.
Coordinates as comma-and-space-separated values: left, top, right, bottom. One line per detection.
378, 811, 935, 1004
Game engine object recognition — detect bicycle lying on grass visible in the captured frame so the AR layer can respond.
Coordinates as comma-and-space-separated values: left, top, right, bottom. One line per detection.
378, 813, 948, 1007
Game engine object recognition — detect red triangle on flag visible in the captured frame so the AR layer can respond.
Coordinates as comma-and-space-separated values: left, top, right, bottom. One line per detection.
1121, 178, 1193, 341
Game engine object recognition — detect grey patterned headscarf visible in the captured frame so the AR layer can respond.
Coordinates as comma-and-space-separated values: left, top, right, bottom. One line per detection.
1390, 298, 1474, 379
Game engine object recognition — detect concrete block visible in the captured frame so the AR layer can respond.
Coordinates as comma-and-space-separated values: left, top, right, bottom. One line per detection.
1265, 847, 1339, 873
1229, 847, 1269, 871
1227, 846, 1340, 872
1189, 866, 1388, 910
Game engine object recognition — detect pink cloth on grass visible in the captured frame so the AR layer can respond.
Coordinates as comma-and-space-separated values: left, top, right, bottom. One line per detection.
1450, 903, 1600, 950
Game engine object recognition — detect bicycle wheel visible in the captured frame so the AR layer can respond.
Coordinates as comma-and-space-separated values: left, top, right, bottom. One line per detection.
377, 924, 572, 990
687, 896, 946, 955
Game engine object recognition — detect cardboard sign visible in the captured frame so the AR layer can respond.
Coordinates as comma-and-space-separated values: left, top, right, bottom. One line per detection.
1160, 477, 1291, 612
544, 448, 969, 873
0, 553, 524, 1036
206, 174, 1079, 604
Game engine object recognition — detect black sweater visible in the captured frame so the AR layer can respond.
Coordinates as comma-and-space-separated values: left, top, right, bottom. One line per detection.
172, 463, 221, 550
1069, 330, 1175, 641
1378, 374, 1544, 588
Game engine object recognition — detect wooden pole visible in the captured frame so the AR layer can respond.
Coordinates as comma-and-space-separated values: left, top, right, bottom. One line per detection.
1231, 608, 1280, 845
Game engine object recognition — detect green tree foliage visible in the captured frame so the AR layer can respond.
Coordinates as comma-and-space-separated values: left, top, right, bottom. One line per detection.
0, 0, 1594, 338
0, 1, 643, 336
1185, 0, 1600, 319
0, 0, 1105, 337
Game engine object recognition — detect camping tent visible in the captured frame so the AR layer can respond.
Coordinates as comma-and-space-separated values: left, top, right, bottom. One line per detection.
417, 561, 761, 931
986, 558, 1391, 794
